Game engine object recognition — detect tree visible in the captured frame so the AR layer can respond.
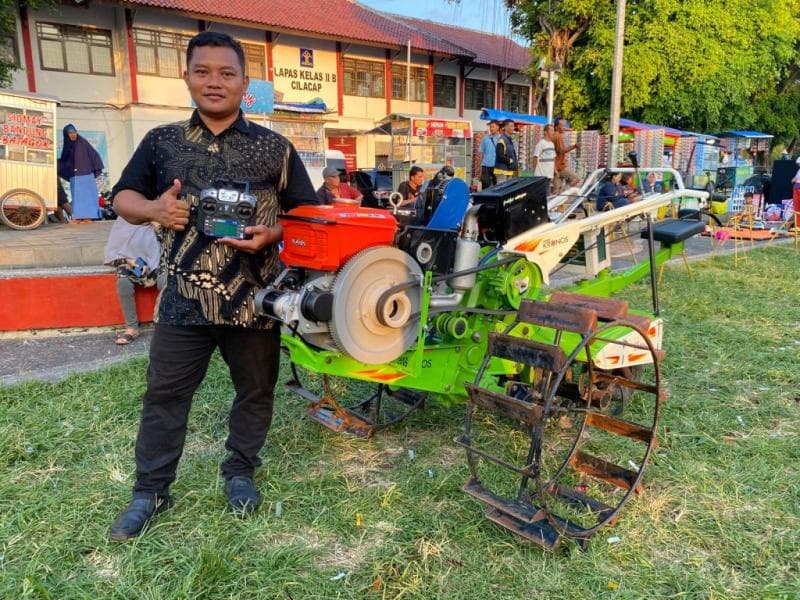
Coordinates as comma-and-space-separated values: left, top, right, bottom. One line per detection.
509, 0, 800, 144
1, 1, 56, 88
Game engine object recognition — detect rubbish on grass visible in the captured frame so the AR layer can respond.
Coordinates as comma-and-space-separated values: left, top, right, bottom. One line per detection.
627, 460, 640, 472
372, 575, 383, 591
736, 415, 745, 427
607, 536, 621, 544
607, 581, 620, 590
330, 572, 347, 581
407, 449, 415, 460
275, 501, 283, 517
426, 468, 434, 478
355, 513, 362, 528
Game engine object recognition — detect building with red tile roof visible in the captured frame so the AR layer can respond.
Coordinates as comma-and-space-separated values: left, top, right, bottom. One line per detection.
7, 0, 535, 187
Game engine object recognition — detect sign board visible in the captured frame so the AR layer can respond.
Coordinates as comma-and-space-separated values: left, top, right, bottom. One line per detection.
0, 105, 55, 164
327, 136, 357, 172
241, 79, 274, 114
411, 118, 472, 139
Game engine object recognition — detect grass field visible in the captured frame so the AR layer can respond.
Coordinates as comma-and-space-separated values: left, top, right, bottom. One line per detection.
1, 245, 799, 599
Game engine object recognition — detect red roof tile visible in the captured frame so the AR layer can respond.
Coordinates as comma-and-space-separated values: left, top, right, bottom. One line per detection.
393, 15, 531, 71
122, 0, 475, 58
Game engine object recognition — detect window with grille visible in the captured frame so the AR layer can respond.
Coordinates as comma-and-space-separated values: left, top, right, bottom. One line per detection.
391, 64, 428, 101
433, 74, 456, 108
36, 22, 114, 75
243, 43, 265, 80
464, 79, 495, 110
133, 28, 193, 78
0, 33, 19, 68
342, 58, 385, 98
502, 83, 530, 113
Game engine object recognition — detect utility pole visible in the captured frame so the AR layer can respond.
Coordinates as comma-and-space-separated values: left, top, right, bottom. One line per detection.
607, 0, 626, 167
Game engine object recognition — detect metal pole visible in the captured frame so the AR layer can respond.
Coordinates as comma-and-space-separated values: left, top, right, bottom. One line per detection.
607, 0, 627, 167
546, 71, 555, 124
406, 39, 411, 105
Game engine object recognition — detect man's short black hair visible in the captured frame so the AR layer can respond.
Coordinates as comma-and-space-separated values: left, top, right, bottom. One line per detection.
187, 31, 245, 72
409, 166, 424, 177
743, 191, 754, 198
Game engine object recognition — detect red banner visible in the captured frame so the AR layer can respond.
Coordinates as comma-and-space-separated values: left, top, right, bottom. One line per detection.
327, 136, 357, 172
411, 118, 472, 139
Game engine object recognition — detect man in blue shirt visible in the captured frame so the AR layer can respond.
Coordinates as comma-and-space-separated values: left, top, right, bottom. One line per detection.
478, 120, 500, 190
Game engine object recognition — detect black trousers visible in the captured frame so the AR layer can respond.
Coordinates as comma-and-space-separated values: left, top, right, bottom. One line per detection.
133, 322, 281, 497
480, 166, 496, 190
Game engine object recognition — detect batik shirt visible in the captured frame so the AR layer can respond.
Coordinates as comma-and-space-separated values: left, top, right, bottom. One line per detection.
111, 110, 318, 328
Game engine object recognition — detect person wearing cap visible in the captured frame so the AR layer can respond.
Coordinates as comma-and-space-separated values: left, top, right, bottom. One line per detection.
478, 120, 501, 190
493, 119, 518, 183
316, 166, 363, 205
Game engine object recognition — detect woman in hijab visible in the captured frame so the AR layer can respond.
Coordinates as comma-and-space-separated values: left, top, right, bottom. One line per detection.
58, 124, 104, 221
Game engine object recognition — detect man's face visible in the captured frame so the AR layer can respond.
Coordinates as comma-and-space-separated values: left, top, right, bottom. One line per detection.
324, 174, 340, 189
67, 130, 78, 141
504, 122, 515, 135
543, 126, 553, 140
555, 119, 565, 132
184, 45, 248, 120
489, 122, 500, 135
410, 171, 425, 186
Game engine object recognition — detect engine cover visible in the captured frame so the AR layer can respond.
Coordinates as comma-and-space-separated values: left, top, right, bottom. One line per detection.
280, 204, 398, 271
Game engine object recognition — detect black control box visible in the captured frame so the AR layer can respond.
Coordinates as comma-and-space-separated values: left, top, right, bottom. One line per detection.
471, 177, 549, 243
198, 179, 257, 240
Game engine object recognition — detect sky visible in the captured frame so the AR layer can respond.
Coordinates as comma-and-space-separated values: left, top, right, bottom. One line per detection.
358, 0, 521, 41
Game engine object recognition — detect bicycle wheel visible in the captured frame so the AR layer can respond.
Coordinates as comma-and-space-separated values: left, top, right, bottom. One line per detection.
0, 188, 47, 230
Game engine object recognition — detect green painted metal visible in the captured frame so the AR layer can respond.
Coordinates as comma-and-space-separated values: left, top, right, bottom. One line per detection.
281, 237, 681, 407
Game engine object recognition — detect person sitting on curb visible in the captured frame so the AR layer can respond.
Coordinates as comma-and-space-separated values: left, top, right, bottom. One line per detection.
103, 217, 163, 345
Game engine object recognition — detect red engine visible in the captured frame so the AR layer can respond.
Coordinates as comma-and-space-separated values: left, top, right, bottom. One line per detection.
279, 204, 398, 271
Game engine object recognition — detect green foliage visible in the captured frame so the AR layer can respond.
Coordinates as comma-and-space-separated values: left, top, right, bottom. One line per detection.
0, 1, 57, 88
511, 0, 800, 143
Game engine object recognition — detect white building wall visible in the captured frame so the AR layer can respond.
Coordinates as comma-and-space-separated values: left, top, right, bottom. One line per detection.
28, 5, 126, 105
6, 4, 530, 182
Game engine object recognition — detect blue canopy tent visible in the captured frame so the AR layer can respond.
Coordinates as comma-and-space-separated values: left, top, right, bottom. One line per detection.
479, 108, 548, 126
716, 130, 773, 170
719, 130, 773, 139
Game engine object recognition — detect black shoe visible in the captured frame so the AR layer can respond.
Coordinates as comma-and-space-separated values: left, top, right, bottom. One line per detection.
109, 495, 171, 541
225, 476, 260, 515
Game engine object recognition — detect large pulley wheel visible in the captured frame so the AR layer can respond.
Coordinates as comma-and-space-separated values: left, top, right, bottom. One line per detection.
0, 188, 47, 230
330, 245, 422, 364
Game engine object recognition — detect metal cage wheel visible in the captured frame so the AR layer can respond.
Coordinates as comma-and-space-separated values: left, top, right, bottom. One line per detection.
0, 188, 47, 230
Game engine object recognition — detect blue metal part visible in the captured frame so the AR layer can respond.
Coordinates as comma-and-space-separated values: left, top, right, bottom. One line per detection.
427, 178, 471, 231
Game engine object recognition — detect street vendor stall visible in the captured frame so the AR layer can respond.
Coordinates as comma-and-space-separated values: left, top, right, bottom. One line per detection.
0, 91, 59, 230
269, 101, 329, 188
372, 113, 473, 188
714, 130, 773, 196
